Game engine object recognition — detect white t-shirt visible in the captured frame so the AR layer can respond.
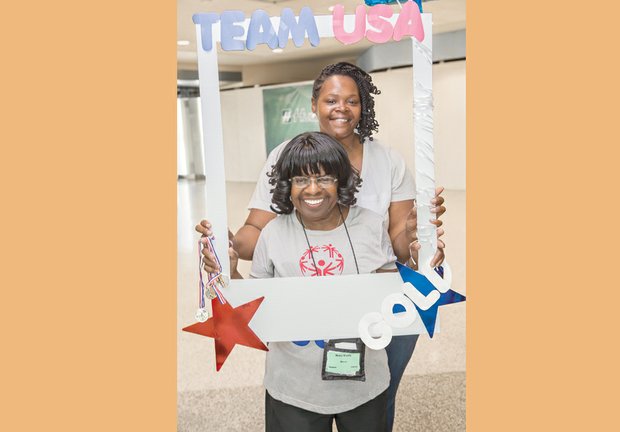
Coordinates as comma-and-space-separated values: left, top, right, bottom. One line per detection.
248, 138, 416, 223
250, 206, 396, 414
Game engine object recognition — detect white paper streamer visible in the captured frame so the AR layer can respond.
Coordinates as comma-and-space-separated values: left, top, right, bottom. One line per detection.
412, 14, 437, 270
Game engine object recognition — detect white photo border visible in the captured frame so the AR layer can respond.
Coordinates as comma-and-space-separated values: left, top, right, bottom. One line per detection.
195, 11, 436, 342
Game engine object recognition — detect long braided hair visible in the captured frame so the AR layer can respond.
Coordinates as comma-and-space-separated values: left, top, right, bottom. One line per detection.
312, 62, 381, 143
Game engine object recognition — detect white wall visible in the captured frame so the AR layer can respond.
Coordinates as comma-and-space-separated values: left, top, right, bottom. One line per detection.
242, 55, 357, 86
434, 61, 466, 190
220, 60, 466, 190
373, 61, 466, 190
220, 87, 267, 182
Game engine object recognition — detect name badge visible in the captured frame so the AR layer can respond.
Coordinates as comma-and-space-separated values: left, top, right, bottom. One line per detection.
321, 338, 366, 381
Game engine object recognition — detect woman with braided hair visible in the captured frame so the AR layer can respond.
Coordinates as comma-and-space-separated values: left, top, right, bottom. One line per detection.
312, 62, 381, 144
197, 62, 447, 431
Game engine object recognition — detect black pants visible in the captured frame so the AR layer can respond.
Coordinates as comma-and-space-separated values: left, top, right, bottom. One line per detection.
265, 390, 388, 432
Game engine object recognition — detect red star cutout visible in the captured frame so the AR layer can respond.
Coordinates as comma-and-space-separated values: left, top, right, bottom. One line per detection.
183, 296, 268, 371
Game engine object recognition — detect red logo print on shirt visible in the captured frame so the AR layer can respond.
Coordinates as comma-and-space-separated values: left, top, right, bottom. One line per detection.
299, 244, 344, 276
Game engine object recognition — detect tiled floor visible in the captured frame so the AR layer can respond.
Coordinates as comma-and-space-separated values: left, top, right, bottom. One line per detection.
177, 179, 466, 431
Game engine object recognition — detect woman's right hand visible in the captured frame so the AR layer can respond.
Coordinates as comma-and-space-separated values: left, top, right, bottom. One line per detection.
195, 219, 235, 274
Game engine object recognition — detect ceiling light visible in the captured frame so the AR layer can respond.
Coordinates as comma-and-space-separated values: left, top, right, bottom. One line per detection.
177, 40, 190, 46
272, 48, 283, 53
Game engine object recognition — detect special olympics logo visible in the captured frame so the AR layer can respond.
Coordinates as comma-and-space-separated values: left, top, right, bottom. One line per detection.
299, 244, 344, 276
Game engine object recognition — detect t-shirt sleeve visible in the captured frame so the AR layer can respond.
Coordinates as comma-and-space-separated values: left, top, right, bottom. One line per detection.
249, 227, 275, 279
247, 143, 285, 212
388, 147, 416, 202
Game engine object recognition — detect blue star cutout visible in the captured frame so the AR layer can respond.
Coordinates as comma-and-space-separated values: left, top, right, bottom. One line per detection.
395, 262, 466, 338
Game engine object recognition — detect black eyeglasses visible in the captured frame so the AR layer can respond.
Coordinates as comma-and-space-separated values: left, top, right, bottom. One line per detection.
289, 175, 338, 188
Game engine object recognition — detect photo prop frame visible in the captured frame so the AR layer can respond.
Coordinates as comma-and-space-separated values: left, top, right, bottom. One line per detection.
186, 3, 465, 365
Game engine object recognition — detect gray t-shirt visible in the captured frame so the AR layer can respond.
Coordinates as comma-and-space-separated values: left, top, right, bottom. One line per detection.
250, 205, 396, 414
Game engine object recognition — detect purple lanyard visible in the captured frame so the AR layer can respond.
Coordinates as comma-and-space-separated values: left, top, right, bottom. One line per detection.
198, 237, 226, 305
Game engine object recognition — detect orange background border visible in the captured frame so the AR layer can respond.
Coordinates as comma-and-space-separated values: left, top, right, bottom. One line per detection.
2, 1, 176, 430
467, 1, 619, 430
3, 1, 619, 430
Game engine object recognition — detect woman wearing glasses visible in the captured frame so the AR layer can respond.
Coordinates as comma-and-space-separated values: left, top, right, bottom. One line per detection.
197, 62, 446, 431
231, 131, 400, 432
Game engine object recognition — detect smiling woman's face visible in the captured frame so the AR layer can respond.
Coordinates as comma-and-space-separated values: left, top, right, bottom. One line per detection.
312, 75, 362, 143
290, 167, 341, 229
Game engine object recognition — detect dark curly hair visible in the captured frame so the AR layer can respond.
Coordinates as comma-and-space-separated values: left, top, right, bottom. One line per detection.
312, 62, 381, 142
268, 132, 362, 215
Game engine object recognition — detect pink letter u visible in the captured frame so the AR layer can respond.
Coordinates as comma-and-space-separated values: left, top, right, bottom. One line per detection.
332, 4, 366, 45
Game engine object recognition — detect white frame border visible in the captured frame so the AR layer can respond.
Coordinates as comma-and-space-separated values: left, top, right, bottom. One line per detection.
194, 11, 435, 342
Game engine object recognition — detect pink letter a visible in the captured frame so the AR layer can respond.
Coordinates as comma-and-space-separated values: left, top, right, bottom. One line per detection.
393, 1, 424, 42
